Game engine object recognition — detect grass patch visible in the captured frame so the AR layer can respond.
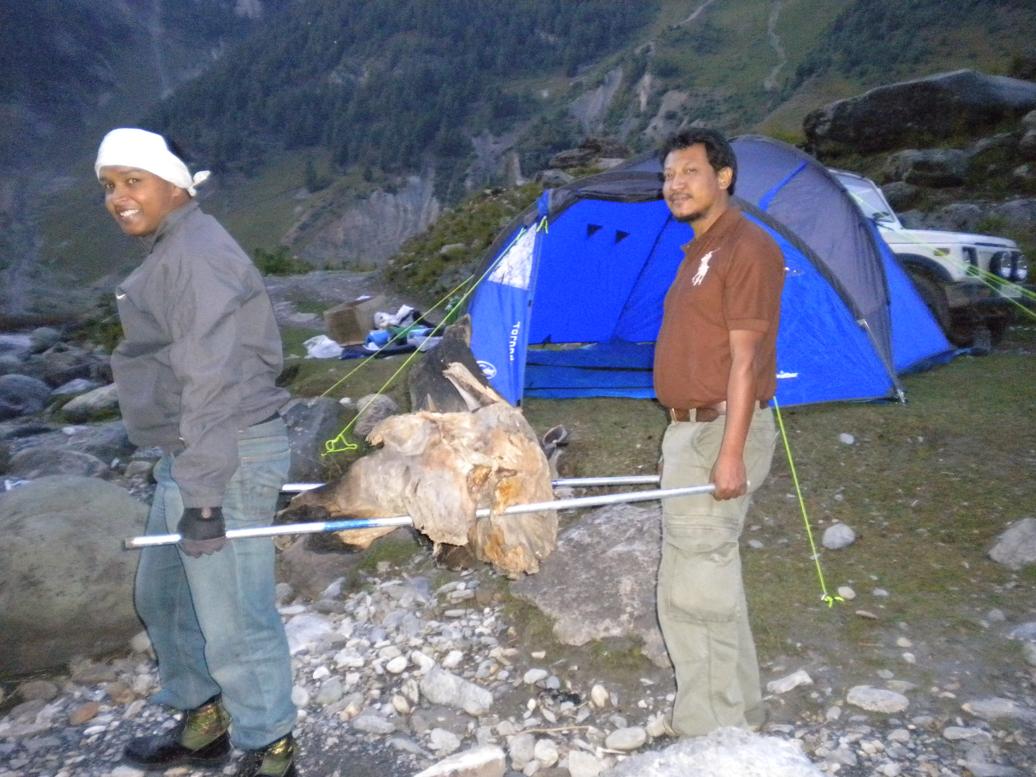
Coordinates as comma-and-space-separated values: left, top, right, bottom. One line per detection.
500, 593, 565, 647
354, 532, 425, 576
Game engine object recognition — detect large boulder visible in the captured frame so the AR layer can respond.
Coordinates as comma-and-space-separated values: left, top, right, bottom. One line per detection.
0, 374, 51, 420
898, 198, 1036, 235
0, 334, 33, 363
64, 420, 135, 462
883, 149, 969, 187
22, 343, 110, 388
511, 502, 668, 667
28, 327, 62, 354
7, 447, 110, 479
0, 476, 147, 676
60, 383, 120, 423
281, 397, 349, 482
805, 70, 1036, 154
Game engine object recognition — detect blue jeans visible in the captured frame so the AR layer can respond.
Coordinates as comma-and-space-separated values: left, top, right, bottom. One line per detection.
135, 417, 295, 749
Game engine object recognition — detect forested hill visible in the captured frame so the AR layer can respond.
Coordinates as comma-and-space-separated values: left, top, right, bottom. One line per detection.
144, 0, 1034, 191
0, 0, 286, 171
3, 0, 1034, 316
146, 0, 655, 192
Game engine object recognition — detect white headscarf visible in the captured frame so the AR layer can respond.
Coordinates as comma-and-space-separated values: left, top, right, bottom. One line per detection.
95, 128, 211, 196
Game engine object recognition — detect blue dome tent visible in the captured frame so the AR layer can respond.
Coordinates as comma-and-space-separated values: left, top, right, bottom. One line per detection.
467, 135, 953, 407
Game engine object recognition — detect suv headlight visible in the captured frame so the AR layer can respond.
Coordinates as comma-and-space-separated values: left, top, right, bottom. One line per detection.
1015, 254, 1029, 283
990, 251, 1014, 279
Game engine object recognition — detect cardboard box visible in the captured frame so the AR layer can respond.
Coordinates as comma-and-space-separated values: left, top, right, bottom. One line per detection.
323, 294, 385, 345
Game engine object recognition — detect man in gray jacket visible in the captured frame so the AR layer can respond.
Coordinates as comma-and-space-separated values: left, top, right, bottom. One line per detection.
96, 128, 297, 777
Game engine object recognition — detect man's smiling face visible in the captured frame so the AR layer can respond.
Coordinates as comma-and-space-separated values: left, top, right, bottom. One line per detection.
99, 166, 188, 237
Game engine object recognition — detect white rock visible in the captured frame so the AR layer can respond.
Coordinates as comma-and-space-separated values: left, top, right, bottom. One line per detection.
392, 694, 411, 715
943, 726, 993, 741
645, 713, 668, 738
837, 586, 856, 600
333, 647, 365, 669
825, 705, 842, 722
420, 666, 494, 716
411, 650, 437, 673
523, 668, 548, 685
443, 650, 464, 669
1007, 621, 1036, 641
962, 697, 1036, 721
315, 678, 344, 706
284, 613, 334, 655
291, 686, 310, 708
590, 684, 610, 709
533, 739, 559, 767
887, 728, 910, 743
110, 767, 146, 777
605, 726, 647, 751
508, 733, 536, 768
412, 745, 507, 777
429, 728, 462, 754
352, 712, 396, 734
822, 523, 856, 550
602, 728, 824, 777
838, 433, 855, 445
766, 669, 813, 695
988, 517, 1036, 570
567, 750, 605, 777
957, 761, 1022, 777
846, 686, 909, 714
129, 631, 151, 654
386, 655, 409, 674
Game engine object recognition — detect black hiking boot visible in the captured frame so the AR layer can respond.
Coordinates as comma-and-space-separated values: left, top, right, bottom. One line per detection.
235, 732, 298, 777
123, 694, 231, 770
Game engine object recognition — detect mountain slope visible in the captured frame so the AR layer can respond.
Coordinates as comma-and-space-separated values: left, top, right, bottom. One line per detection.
4, 0, 1035, 316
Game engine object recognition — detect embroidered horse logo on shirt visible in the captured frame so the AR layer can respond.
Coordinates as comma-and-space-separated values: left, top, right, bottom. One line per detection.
692, 250, 714, 286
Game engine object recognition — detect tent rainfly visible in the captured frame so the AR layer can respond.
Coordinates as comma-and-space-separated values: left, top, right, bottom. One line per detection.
467, 135, 953, 407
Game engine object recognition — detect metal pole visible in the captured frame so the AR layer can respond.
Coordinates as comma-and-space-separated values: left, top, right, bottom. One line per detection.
280, 474, 662, 494
124, 481, 712, 550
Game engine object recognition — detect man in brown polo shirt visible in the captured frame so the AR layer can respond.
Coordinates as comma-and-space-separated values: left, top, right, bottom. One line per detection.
653, 128, 784, 737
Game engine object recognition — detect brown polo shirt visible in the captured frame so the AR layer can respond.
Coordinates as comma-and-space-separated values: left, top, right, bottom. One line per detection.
653, 207, 784, 408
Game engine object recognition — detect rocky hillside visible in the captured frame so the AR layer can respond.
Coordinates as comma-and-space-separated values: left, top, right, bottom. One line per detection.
2, 0, 1035, 317
0, 0, 285, 317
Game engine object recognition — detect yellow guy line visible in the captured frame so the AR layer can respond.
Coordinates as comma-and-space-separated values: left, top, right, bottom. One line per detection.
773, 397, 843, 608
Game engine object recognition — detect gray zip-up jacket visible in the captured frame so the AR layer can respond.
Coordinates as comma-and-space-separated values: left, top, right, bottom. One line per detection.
111, 201, 289, 508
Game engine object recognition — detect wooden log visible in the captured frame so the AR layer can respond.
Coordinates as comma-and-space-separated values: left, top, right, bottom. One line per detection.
280, 362, 556, 577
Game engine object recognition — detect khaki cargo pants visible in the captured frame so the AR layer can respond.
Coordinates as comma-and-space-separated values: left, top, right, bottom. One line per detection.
657, 406, 776, 737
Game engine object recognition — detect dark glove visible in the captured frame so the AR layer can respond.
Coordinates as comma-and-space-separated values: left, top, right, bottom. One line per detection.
177, 507, 226, 557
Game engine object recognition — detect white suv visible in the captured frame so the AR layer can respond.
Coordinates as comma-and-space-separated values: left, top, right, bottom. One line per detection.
833, 169, 1029, 346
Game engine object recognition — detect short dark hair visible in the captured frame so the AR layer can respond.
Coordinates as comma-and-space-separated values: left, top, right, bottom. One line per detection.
659, 128, 737, 195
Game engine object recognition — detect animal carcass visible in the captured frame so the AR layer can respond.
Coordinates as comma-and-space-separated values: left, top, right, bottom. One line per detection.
282, 363, 557, 577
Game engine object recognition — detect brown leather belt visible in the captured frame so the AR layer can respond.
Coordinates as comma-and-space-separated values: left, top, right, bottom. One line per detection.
667, 400, 768, 423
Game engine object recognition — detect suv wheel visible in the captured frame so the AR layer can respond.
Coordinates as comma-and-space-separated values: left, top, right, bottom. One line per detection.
908, 272, 956, 341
